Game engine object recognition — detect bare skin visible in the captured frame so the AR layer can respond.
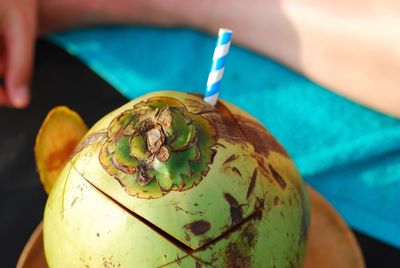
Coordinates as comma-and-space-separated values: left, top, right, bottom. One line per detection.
0, 0, 37, 108
1, 0, 400, 118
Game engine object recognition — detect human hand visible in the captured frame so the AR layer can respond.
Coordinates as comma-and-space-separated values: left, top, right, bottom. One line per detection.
0, 0, 37, 108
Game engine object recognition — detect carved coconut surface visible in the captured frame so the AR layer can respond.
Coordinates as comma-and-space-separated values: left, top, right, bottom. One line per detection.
43, 91, 310, 267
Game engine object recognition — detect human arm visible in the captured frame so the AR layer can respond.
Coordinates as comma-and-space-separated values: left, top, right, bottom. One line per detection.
177, 0, 400, 117
38, 0, 400, 116
5, 0, 400, 117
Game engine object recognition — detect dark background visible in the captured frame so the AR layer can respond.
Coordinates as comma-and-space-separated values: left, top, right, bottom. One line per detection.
0, 40, 399, 267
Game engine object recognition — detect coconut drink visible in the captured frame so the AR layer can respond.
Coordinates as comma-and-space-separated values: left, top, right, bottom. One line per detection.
38, 90, 310, 268
21, 28, 367, 268
39, 29, 311, 267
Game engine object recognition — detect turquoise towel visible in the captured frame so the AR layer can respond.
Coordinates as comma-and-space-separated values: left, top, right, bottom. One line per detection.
50, 27, 400, 248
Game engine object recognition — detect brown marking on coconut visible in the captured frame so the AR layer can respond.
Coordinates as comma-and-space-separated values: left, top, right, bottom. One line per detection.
200, 102, 246, 144
246, 168, 258, 199
209, 149, 217, 166
199, 237, 214, 246
188, 210, 263, 267
200, 98, 289, 156
223, 214, 261, 268
208, 251, 219, 264
72, 131, 107, 158
184, 232, 191, 242
101, 255, 118, 268
174, 254, 183, 265
231, 167, 242, 177
266, 160, 310, 245
292, 187, 310, 244
70, 197, 78, 208
234, 114, 289, 157
175, 206, 204, 216
293, 185, 310, 243
223, 154, 238, 165
79, 257, 90, 268
225, 243, 251, 268
183, 97, 212, 114
224, 193, 244, 226
184, 220, 211, 236
255, 197, 265, 210
300, 207, 309, 244
216, 142, 226, 149
273, 196, 280, 206
186, 97, 289, 162
272, 166, 310, 244
222, 155, 241, 177
253, 154, 271, 177
269, 164, 287, 189
242, 219, 259, 248
252, 156, 275, 194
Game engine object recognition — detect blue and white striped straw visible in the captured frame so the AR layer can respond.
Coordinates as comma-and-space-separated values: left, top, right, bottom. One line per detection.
204, 28, 233, 106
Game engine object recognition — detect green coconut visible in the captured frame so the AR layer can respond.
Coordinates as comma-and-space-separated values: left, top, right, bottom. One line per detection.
43, 91, 310, 267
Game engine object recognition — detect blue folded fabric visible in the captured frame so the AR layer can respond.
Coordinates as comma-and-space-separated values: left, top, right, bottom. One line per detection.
50, 27, 400, 248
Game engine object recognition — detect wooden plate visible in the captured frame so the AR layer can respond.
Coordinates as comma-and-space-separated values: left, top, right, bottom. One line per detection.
17, 187, 365, 268
304, 187, 365, 268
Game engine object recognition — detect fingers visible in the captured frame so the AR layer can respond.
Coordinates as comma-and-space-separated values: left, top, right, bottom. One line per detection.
3, 10, 36, 109
0, 38, 10, 106
0, 86, 10, 106
0, 42, 4, 74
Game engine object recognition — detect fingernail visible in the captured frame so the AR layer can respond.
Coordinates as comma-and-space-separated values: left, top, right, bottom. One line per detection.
10, 85, 30, 108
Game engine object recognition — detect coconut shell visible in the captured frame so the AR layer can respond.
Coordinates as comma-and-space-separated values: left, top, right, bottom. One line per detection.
34, 106, 88, 193
43, 91, 310, 267
17, 187, 365, 268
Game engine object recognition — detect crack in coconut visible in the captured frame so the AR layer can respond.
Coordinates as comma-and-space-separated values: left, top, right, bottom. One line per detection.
72, 164, 264, 264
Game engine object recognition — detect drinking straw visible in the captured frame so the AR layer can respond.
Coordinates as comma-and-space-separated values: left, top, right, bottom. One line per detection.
204, 28, 233, 106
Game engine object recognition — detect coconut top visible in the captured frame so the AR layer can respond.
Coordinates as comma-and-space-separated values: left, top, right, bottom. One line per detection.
70, 91, 308, 250
98, 96, 217, 199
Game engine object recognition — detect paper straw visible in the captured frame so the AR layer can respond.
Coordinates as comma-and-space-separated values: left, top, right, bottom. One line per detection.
204, 28, 233, 106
